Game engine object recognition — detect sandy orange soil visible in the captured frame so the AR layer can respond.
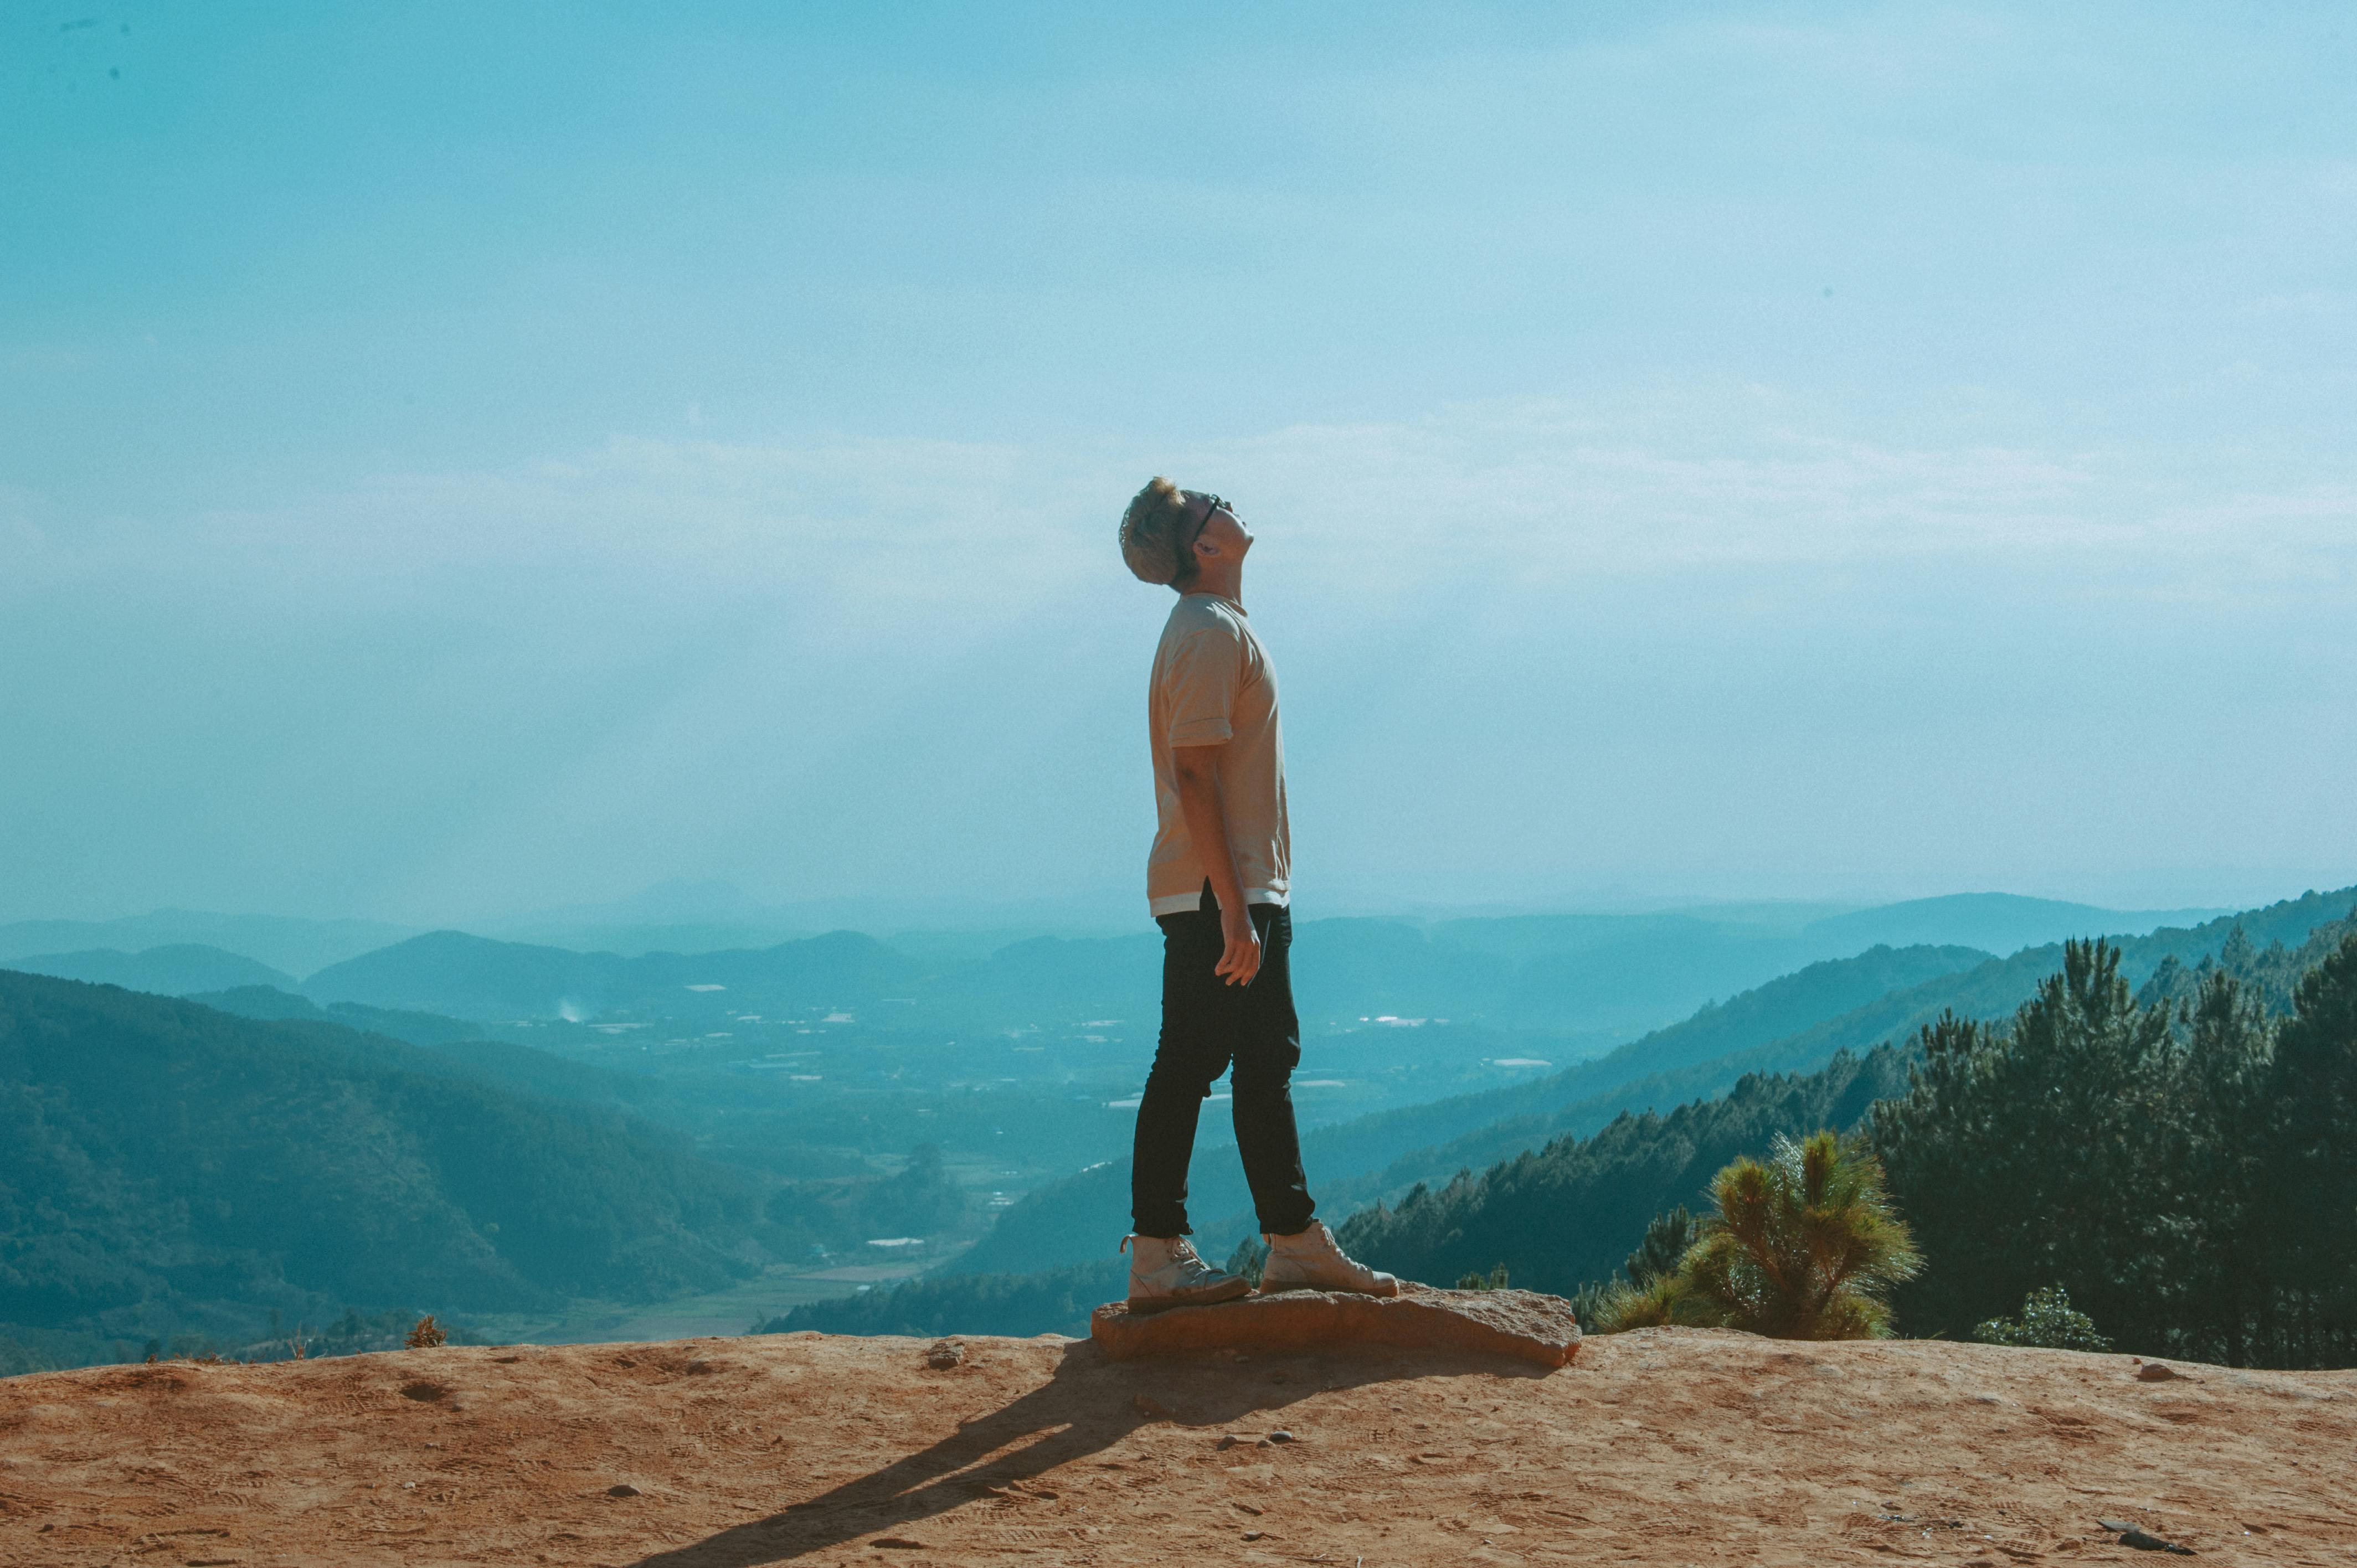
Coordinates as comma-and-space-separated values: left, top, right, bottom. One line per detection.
1, 1325, 2351, 1566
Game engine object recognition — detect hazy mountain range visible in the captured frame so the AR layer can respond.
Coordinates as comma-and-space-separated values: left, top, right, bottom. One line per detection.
0, 891, 2240, 1044
0, 912, 415, 979
4, 882, 2343, 1367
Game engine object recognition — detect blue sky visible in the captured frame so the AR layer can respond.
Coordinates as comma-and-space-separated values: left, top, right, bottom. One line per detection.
4, 2, 2354, 924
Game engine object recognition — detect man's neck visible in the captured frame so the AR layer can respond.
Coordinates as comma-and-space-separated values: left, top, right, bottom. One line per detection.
1183, 564, 1245, 607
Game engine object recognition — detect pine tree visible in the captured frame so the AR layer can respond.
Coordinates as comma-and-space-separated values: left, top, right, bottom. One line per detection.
1671, 1131, 1921, 1339
1872, 941, 2176, 1344
1624, 1206, 1699, 1287
2262, 931, 2357, 1364
2165, 970, 2273, 1363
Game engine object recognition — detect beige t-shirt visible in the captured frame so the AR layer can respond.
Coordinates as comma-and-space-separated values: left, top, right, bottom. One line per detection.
1146, 592, 1291, 916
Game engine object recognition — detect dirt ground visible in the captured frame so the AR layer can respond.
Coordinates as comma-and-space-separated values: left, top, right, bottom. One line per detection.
1, 1324, 2350, 1566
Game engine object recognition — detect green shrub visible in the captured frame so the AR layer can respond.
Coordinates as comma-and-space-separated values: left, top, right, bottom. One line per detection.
1973, 1285, 2113, 1352
1566, 1280, 1615, 1329
1591, 1272, 1692, 1331
1605, 1131, 1920, 1339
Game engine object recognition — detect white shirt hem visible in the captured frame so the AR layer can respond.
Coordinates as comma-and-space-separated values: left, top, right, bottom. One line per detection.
1149, 887, 1290, 917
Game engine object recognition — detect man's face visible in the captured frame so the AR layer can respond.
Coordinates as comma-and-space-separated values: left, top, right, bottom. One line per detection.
1181, 490, 1253, 565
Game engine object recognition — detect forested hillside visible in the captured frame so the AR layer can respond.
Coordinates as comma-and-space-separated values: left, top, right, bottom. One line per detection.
186, 984, 488, 1048
1332, 1049, 1915, 1296
1874, 919, 2357, 1366
1295, 889, 2357, 1258
1338, 915, 2357, 1365
179, 985, 668, 1117
0, 971, 763, 1365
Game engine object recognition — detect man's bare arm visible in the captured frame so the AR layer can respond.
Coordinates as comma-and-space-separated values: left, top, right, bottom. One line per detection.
1171, 742, 1262, 987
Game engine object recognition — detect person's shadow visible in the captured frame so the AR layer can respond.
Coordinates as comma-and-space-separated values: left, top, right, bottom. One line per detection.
627, 1337, 1551, 1567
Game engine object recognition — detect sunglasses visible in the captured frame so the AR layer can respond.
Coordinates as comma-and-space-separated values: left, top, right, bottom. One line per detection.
1187, 493, 1231, 550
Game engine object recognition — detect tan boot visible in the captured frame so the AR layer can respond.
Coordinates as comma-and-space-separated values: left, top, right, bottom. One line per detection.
1124, 1234, 1250, 1312
1260, 1220, 1399, 1297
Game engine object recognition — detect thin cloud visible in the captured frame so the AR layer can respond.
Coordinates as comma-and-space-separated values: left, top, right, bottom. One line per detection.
19, 393, 2349, 627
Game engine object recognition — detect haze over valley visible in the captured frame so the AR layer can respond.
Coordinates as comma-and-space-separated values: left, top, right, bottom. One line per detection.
7, 878, 2347, 1368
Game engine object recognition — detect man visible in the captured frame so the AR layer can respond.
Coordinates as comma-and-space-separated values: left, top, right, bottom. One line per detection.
1115, 476, 1398, 1310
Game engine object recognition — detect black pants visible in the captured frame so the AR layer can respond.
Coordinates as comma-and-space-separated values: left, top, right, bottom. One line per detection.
1129, 884, 1316, 1240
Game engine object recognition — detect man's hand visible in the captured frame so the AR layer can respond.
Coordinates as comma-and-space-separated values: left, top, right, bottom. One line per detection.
1216, 901, 1263, 987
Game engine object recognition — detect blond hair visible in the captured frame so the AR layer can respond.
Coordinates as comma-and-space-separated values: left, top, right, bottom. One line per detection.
1118, 476, 1200, 587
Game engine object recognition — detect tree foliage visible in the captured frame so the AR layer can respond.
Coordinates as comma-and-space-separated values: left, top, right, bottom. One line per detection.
1682, 1132, 1919, 1338
1599, 1133, 1917, 1339
1344, 917, 2356, 1365
1872, 930, 2357, 1367
1624, 1206, 1699, 1286
1974, 1286, 2112, 1352
1335, 1048, 1913, 1298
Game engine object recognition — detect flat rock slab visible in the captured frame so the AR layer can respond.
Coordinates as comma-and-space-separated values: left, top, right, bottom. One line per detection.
1090, 1282, 1580, 1368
